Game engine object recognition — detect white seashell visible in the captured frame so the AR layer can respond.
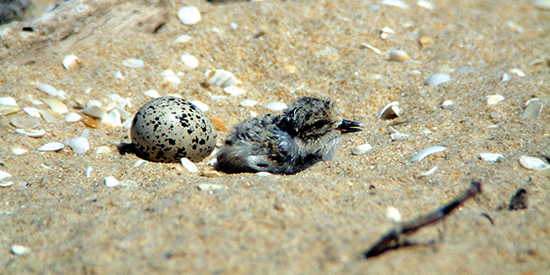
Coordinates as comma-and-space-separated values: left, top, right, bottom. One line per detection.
102, 109, 122, 127
122, 120, 132, 129
410, 146, 446, 162
521, 99, 543, 119
16, 129, 46, 137
223, 86, 246, 96
486, 94, 505, 106
360, 43, 382, 54
207, 158, 218, 167
381, 26, 396, 34
80, 129, 90, 139
417, 0, 434, 9
418, 166, 439, 177
180, 54, 199, 69
501, 73, 510, 81
205, 69, 239, 88
38, 110, 58, 123
11, 245, 31, 256
23, 107, 41, 118
381, 0, 409, 9
0, 170, 12, 181
86, 100, 102, 108
230, 22, 238, 30
68, 137, 89, 154
11, 116, 40, 129
85, 166, 93, 178
0, 105, 21, 116
198, 183, 227, 191
377, 102, 400, 120
43, 99, 68, 114
480, 153, 504, 162
0, 97, 17, 106
161, 70, 181, 85
240, 100, 258, 107
386, 206, 402, 222
38, 142, 65, 151
178, 6, 201, 25
95, 146, 112, 154
0, 181, 13, 187
256, 172, 272, 177
83, 105, 106, 119
352, 144, 373, 155
133, 159, 147, 167
122, 58, 144, 68
174, 34, 192, 44
519, 156, 550, 171
62, 55, 81, 70
36, 83, 67, 98
509, 68, 525, 77
109, 94, 130, 108
181, 158, 198, 173
442, 100, 454, 109
114, 71, 124, 79
531, 0, 550, 10
388, 50, 409, 62
115, 106, 130, 122
424, 73, 451, 87
12, 148, 27, 155
64, 112, 82, 122
104, 176, 119, 187
390, 132, 410, 140
190, 101, 209, 112
144, 90, 160, 98
264, 102, 288, 111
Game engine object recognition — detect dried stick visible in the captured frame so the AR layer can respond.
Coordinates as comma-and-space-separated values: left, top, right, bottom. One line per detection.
364, 181, 482, 258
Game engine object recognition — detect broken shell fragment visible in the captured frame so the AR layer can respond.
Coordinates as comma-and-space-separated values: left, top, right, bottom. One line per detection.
11, 245, 31, 256
486, 95, 504, 106
36, 83, 67, 98
352, 144, 373, 155
44, 99, 68, 114
10, 116, 40, 129
424, 73, 450, 87
180, 54, 199, 69
205, 69, 240, 88
0, 97, 17, 106
104, 176, 119, 187
178, 6, 201, 25
480, 153, 504, 162
122, 58, 144, 68
377, 102, 400, 120
63, 55, 81, 70
519, 155, 550, 171
264, 102, 288, 111
37, 142, 65, 152
531, 0, 550, 10
388, 50, 410, 62
410, 146, 446, 162
16, 129, 46, 137
521, 99, 543, 119
181, 158, 198, 173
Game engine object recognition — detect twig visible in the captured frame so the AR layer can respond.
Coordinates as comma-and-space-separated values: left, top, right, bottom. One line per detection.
364, 181, 482, 259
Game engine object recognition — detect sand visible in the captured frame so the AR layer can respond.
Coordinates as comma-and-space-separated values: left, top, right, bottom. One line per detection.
1, 0, 549, 274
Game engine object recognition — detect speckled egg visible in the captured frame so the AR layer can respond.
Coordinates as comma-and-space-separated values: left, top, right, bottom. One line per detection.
130, 97, 217, 163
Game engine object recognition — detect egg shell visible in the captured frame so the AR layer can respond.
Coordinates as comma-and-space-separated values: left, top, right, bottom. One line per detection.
130, 97, 217, 163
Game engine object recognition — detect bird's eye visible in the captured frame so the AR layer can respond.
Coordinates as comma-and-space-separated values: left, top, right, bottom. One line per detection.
312, 120, 328, 129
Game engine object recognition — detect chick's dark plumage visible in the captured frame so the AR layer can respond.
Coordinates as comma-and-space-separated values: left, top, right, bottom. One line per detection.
215, 97, 362, 175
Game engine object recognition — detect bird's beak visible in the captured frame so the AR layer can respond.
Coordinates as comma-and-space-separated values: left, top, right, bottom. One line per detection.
337, 119, 363, 133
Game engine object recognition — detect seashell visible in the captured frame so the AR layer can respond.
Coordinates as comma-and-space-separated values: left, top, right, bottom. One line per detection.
114, 71, 124, 79
418, 36, 432, 47
0, 170, 12, 181
486, 94, 504, 106
86, 100, 102, 108
38, 110, 58, 123
67, 137, 89, 154
144, 90, 160, 98
102, 109, 122, 127
417, 0, 434, 9
377, 102, 400, 120
23, 107, 41, 118
178, 6, 201, 25
85, 166, 93, 178
360, 43, 382, 54
109, 94, 130, 108
37, 142, 65, 151
62, 55, 81, 70
174, 34, 192, 44
521, 99, 543, 119
410, 146, 446, 162
43, 99, 68, 114
180, 54, 199, 69
104, 176, 119, 188
0, 97, 17, 106
480, 153, 504, 162
352, 144, 373, 155
181, 158, 198, 173
223, 86, 245, 96
240, 99, 258, 107
390, 132, 410, 140
264, 101, 288, 111
190, 101, 209, 112
197, 183, 227, 191
64, 112, 82, 122
10, 116, 40, 129
381, 0, 409, 9
501, 73, 510, 81
12, 148, 27, 155
95, 146, 112, 154
205, 69, 239, 88
388, 50, 410, 62
122, 58, 144, 68
442, 100, 454, 109
36, 83, 67, 98
0, 105, 21, 116
161, 70, 181, 85
531, 0, 550, 10
424, 73, 451, 87
509, 68, 525, 77
256, 172, 272, 177
115, 106, 130, 122
0, 181, 13, 187
82, 105, 106, 119
16, 129, 46, 137
386, 206, 402, 222
230, 23, 238, 30
133, 159, 147, 167
11, 245, 31, 256
519, 156, 550, 171
418, 166, 438, 177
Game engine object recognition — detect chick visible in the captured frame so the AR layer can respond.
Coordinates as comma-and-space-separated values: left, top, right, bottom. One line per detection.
216, 97, 362, 175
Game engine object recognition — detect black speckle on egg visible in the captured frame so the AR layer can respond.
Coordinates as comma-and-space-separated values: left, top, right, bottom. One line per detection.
130, 97, 217, 163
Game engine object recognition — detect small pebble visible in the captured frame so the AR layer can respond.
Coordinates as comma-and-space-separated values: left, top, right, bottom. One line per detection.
486, 95, 504, 106
480, 153, 504, 162
264, 102, 288, 111
181, 158, 198, 173
410, 146, 446, 162
104, 176, 119, 188
178, 6, 201, 25
508, 189, 528, 210
352, 144, 373, 155
11, 245, 31, 256
388, 50, 410, 62
424, 73, 451, 87
197, 183, 227, 191
10, 116, 40, 129
122, 58, 144, 68
67, 137, 89, 154
180, 54, 199, 69
37, 142, 65, 151
418, 36, 432, 47
519, 155, 550, 171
